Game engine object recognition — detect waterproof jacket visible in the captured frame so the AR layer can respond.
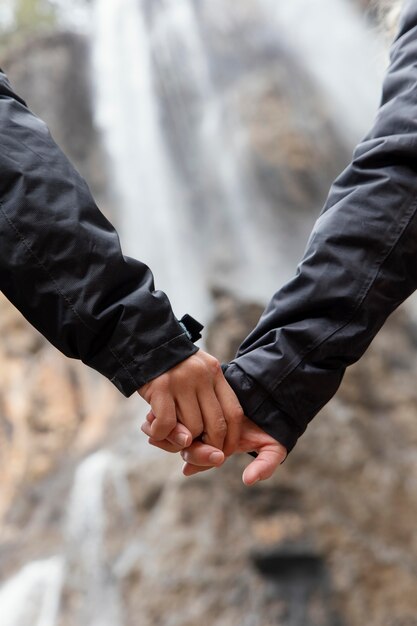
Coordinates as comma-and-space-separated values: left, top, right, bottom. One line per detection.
224, 0, 417, 452
0, 69, 199, 395
1, 0, 416, 455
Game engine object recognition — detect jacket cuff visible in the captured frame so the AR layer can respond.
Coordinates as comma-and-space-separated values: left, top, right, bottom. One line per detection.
223, 363, 302, 453
90, 330, 199, 397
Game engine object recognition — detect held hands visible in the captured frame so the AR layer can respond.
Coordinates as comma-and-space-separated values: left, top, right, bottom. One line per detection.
138, 350, 244, 455
142, 413, 288, 485
138, 350, 287, 485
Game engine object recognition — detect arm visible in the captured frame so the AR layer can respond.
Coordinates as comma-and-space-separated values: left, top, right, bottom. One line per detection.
223, 0, 417, 454
0, 68, 197, 394
0, 69, 243, 447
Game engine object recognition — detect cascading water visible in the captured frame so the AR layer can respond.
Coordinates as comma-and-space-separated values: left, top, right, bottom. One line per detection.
64, 451, 131, 626
0, 558, 64, 626
90, 0, 210, 321
89, 0, 385, 311
89, 0, 309, 313
259, 0, 386, 143
147, 0, 283, 292
0, 446, 142, 626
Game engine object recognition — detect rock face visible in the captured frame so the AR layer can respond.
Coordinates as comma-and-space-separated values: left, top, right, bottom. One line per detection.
207, 294, 417, 626
0, 295, 120, 522
1, 10, 416, 626
290, 310, 417, 626
2, 30, 110, 212
0, 32, 119, 519
3, 287, 417, 626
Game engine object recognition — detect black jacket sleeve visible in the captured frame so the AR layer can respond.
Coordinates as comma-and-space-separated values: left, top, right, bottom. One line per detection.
0, 69, 198, 396
224, 0, 417, 452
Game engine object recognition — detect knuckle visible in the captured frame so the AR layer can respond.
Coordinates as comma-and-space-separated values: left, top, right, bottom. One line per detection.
152, 375, 170, 395
192, 360, 208, 382
213, 418, 227, 436
172, 368, 188, 386
205, 419, 227, 445
153, 416, 175, 434
228, 405, 244, 424
209, 358, 222, 377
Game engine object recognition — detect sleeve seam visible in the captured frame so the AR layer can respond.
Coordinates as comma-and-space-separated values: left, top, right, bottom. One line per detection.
107, 331, 194, 390
139, 331, 193, 359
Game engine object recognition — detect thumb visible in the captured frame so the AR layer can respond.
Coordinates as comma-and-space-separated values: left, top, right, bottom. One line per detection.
242, 446, 284, 486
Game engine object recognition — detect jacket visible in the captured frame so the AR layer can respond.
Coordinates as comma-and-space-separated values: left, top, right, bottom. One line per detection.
0, 68, 199, 395
224, 0, 417, 453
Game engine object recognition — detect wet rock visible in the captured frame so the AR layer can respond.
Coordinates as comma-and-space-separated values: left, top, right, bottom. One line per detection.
0, 294, 120, 521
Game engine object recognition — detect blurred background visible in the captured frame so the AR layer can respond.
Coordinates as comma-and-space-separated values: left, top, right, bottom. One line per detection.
1, 0, 417, 625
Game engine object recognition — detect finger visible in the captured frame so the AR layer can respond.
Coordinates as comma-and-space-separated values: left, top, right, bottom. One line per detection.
166, 422, 193, 449
146, 411, 155, 424
141, 421, 152, 437
181, 441, 225, 467
242, 446, 285, 486
197, 388, 227, 451
148, 438, 182, 453
176, 394, 204, 440
182, 462, 215, 476
149, 394, 177, 441
213, 376, 243, 456
141, 421, 192, 450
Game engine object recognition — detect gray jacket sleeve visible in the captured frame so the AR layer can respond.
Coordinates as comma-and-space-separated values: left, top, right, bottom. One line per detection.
0, 69, 198, 396
224, 0, 417, 452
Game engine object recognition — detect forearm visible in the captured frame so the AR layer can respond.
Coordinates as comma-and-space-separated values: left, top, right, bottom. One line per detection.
0, 69, 198, 395
225, 2, 417, 450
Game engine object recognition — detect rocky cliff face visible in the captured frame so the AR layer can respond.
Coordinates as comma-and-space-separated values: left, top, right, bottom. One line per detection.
207, 293, 417, 626
2, 30, 111, 213
0, 31, 119, 520
1, 15, 417, 626
3, 290, 416, 626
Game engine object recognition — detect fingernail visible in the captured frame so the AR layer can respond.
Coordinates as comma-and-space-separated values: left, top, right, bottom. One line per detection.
174, 434, 189, 448
209, 451, 224, 465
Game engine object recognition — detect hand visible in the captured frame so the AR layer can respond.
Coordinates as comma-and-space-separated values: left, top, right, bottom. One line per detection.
143, 415, 288, 486
138, 351, 243, 454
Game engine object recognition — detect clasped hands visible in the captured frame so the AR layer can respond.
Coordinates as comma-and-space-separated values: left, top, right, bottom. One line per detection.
138, 351, 287, 485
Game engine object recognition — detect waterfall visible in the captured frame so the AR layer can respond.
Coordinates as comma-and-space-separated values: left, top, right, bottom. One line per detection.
259, 0, 386, 144
89, 0, 384, 312
90, 0, 210, 321
64, 451, 132, 626
0, 558, 64, 626
0, 448, 139, 626
89, 0, 301, 312
149, 0, 283, 292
